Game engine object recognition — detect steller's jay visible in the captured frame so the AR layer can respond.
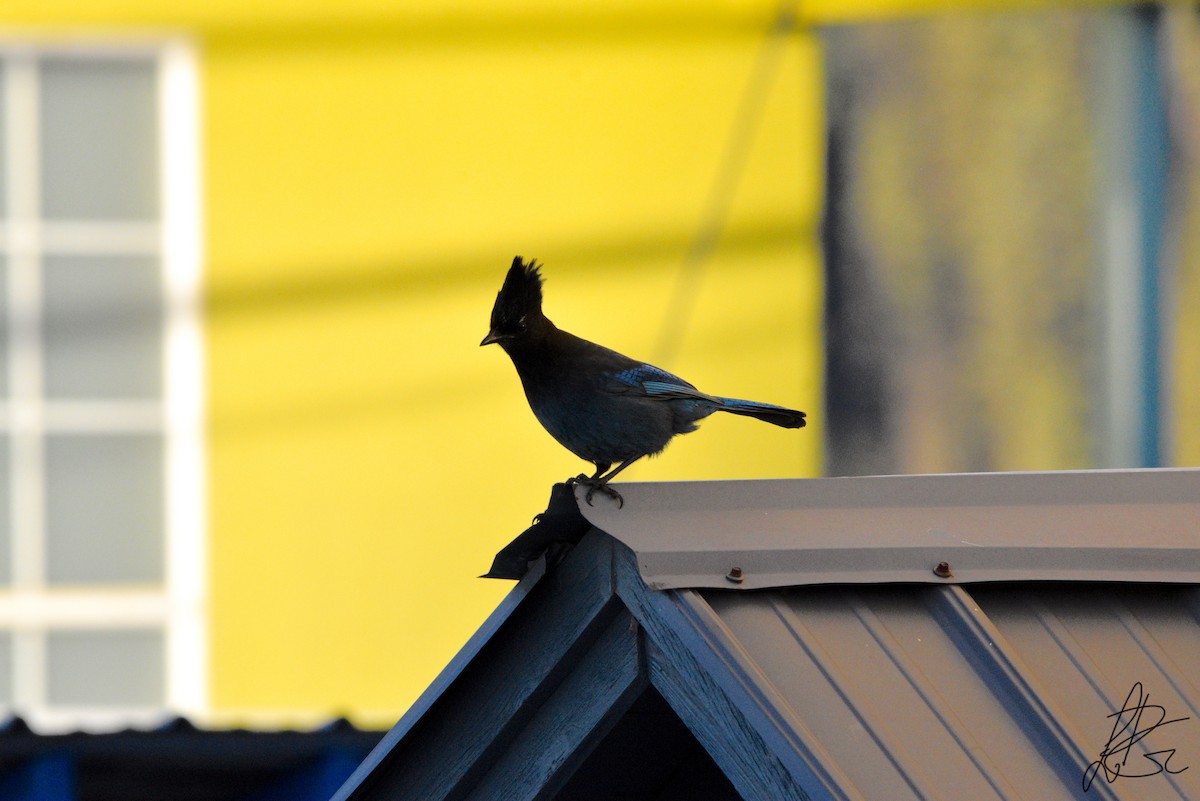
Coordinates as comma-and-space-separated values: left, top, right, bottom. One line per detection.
481, 256, 807, 505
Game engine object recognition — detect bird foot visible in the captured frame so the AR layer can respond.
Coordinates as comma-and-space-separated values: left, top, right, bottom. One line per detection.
567, 474, 624, 509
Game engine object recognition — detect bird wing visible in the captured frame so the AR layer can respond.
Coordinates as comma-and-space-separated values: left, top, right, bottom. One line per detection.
605, 363, 721, 403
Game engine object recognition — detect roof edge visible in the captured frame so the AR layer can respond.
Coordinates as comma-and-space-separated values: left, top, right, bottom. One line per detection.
330, 558, 547, 801
576, 468, 1200, 590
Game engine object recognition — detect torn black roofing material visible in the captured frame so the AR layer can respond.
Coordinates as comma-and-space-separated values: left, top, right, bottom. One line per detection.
481, 481, 591, 580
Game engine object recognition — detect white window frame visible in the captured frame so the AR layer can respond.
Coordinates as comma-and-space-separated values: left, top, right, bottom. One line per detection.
0, 38, 205, 731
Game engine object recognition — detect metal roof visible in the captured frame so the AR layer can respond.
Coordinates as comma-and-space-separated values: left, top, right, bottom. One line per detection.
684, 580, 1200, 800
334, 468, 1200, 801
0, 715, 384, 801
579, 468, 1200, 589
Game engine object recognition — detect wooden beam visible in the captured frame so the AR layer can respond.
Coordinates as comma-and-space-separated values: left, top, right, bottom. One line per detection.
465, 609, 646, 801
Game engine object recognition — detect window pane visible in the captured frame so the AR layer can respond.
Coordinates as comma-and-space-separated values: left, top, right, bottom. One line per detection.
43, 255, 162, 399
47, 629, 163, 706
45, 434, 164, 584
39, 57, 158, 220
0, 632, 10, 705
0, 437, 8, 586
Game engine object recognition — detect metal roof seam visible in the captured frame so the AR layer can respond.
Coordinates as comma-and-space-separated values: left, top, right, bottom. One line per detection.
1098, 591, 1200, 719
924, 586, 1126, 801
1098, 592, 1200, 799
761, 590, 934, 800
670, 587, 861, 801
1024, 588, 1200, 801
840, 588, 1020, 799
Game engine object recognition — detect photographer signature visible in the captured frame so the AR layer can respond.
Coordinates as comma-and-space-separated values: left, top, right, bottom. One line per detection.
1083, 682, 1190, 792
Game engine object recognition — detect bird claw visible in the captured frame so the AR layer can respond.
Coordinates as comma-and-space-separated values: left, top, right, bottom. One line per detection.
567, 475, 624, 509
584, 482, 624, 508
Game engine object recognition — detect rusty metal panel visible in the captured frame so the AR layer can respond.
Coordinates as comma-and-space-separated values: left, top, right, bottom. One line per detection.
578, 469, 1200, 590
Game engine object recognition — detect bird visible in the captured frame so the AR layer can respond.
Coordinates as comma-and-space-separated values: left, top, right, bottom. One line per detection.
481, 256, 806, 506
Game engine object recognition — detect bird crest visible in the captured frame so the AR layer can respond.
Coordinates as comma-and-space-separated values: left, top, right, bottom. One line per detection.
490, 256, 545, 331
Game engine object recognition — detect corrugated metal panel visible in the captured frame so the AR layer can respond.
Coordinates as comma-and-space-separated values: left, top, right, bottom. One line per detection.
579, 469, 1200, 590
689, 581, 1200, 800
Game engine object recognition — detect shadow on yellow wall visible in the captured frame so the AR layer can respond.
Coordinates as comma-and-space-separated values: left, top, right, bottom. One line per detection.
7, 1, 825, 726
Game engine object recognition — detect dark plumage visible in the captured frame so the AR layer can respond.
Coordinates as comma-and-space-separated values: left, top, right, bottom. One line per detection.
481, 256, 806, 505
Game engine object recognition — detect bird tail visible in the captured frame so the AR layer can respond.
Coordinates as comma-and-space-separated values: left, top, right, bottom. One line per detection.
716, 397, 807, 429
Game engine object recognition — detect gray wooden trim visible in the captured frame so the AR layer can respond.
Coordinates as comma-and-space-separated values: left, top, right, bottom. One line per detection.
612, 539, 856, 801
330, 559, 549, 801
465, 609, 646, 801
335, 532, 620, 801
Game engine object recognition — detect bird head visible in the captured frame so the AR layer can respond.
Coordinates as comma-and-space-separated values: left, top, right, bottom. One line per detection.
480, 256, 545, 347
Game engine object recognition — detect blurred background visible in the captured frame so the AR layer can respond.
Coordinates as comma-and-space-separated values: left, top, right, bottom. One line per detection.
0, 0, 1194, 747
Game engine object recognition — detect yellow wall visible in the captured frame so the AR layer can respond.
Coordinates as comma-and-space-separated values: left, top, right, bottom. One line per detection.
5, 2, 824, 726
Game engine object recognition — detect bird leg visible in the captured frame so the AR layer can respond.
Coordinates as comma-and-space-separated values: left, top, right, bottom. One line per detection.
569, 456, 644, 508
567, 466, 616, 507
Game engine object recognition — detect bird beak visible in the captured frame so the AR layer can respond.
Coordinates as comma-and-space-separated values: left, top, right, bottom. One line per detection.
480, 330, 501, 346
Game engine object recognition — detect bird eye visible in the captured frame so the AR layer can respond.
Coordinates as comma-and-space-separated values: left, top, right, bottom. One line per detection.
516, 316, 528, 332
